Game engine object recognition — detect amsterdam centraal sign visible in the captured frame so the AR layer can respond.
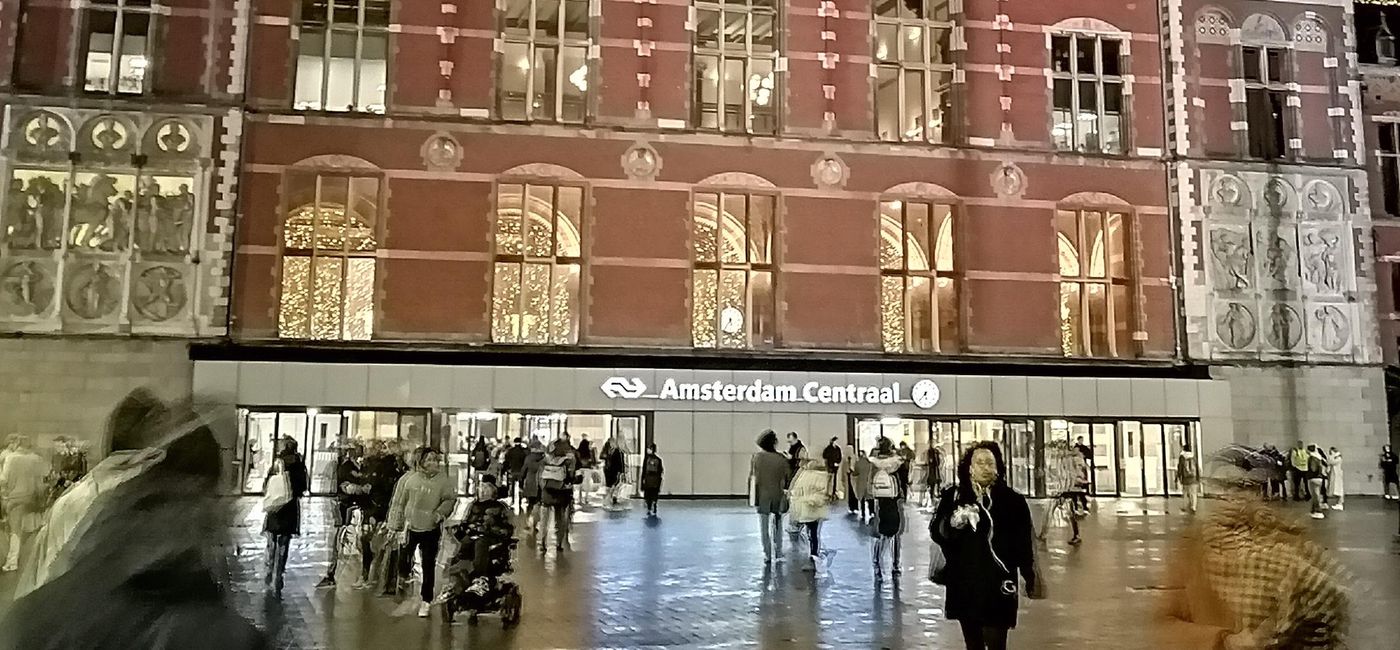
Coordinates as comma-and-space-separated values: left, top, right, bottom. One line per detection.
600, 376, 941, 409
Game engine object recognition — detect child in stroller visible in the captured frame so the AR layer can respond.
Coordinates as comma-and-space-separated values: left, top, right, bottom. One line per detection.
443, 478, 522, 625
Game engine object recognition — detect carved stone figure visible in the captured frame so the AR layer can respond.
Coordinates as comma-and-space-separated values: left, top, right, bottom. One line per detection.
4, 178, 38, 249
1304, 182, 1336, 213
133, 266, 187, 322
160, 183, 194, 254
69, 175, 122, 250
65, 263, 119, 319
0, 261, 52, 316
1301, 231, 1342, 293
1262, 178, 1291, 213
1210, 229, 1253, 290
1259, 232, 1295, 288
990, 162, 1026, 199
1216, 303, 1257, 349
620, 142, 661, 181
810, 155, 848, 190
1314, 305, 1349, 352
28, 176, 65, 249
1212, 176, 1245, 207
1266, 304, 1302, 350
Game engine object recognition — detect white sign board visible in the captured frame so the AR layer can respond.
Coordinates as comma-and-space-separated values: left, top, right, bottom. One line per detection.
601, 376, 941, 409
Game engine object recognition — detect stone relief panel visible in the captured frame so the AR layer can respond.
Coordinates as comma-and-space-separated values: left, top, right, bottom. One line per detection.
0, 105, 214, 335
1188, 167, 1372, 362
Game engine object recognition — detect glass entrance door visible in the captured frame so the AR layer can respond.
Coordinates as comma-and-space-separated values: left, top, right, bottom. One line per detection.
240, 410, 310, 495
1143, 423, 1166, 496
1118, 421, 1146, 497
611, 415, 645, 495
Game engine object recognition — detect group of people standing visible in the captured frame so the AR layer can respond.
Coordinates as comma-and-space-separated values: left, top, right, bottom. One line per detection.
1252, 442, 1350, 519
751, 431, 1041, 650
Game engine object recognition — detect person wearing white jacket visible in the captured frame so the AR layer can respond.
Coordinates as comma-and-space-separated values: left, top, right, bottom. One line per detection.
788, 459, 832, 571
1326, 447, 1345, 510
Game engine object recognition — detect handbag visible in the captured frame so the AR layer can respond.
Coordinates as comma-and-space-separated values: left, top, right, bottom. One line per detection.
928, 541, 949, 584
263, 467, 292, 513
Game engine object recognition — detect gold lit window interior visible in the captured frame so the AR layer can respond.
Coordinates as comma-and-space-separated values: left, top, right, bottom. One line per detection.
879, 200, 958, 353
294, 0, 390, 113
278, 173, 378, 341
492, 183, 583, 344
83, 0, 157, 95
1056, 209, 1132, 357
1050, 33, 1125, 154
873, 0, 956, 143
693, 0, 778, 135
500, 0, 591, 123
692, 191, 775, 348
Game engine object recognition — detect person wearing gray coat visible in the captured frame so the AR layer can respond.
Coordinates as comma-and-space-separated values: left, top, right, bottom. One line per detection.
750, 430, 792, 564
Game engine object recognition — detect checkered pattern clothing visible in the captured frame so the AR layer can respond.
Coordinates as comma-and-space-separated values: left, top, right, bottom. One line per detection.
1199, 501, 1350, 649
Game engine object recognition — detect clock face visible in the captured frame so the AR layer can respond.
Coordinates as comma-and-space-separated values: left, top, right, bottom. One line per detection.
911, 379, 941, 409
720, 307, 744, 334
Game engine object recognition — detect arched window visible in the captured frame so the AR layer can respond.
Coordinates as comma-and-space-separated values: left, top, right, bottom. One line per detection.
692, 191, 776, 348
879, 198, 958, 353
1239, 14, 1293, 160
1050, 23, 1127, 154
277, 173, 379, 340
491, 182, 583, 344
1056, 208, 1132, 357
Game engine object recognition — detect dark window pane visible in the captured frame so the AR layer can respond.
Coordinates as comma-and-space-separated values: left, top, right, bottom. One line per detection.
876, 67, 899, 141
752, 12, 774, 51
1266, 48, 1285, 83
564, 0, 589, 39
1381, 123, 1397, 153
1242, 46, 1262, 81
1054, 78, 1072, 109
1383, 156, 1399, 215
1102, 39, 1121, 76
930, 27, 952, 65
875, 0, 899, 18
1052, 35, 1072, 73
697, 9, 720, 48
1076, 36, 1097, 74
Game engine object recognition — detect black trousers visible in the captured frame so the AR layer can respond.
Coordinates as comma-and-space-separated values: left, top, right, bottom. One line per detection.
959, 621, 1009, 650
397, 528, 442, 601
1291, 471, 1310, 500
805, 521, 821, 557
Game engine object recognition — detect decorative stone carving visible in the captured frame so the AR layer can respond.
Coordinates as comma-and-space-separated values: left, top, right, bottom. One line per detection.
68, 173, 133, 251
1300, 229, 1342, 293
1210, 228, 1253, 290
0, 260, 54, 317
144, 119, 197, 157
132, 266, 187, 322
1260, 177, 1296, 214
695, 171, 775, 189
1210, 174, 1247, 208
79, 115, 136, 156
810, 154, 848, 190
65, 262, 121, 319
1241, 14, 1288, 45
990, 162, 1026, 200
1196, 10, 1232, 44
15, 111, 70, 157
1265, 303, 1303, 350
1302, 180, 1340, 217
1257, 228, 1297, 290
420, 132, 463, 172
1313, 305, 1350, 352
620, 141, 661, 181
136, 178, 195, 255
1216, 302, 1257, 349
1292, 17, 1326, 52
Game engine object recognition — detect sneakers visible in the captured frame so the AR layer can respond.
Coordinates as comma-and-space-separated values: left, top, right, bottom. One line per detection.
1332, 504, 1344, 510
1311, 512, 1326, 519
315, 575, 336, 589
1068, 536, 1083, 546
417, 601, 431, 618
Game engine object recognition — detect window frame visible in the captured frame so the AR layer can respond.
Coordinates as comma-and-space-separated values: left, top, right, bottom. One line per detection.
872, 0, 959, 144
690, 189, 778, 349
277, 170, 382, 341
878, 198, 962, 354
489, 179, 587, 345
293, 0, 392, 114
692, 0, 780, 135
80, 0, 160, 96
1378, 121, 1400, 216
1049, 31, 1128, 155
1240, 44, 1293, 161
1055, 207, 1136, 358
498, 0, 593, 124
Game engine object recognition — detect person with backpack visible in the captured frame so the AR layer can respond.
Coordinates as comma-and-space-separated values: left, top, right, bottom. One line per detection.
469, 437, 491, 492
640, 444, 665, 517
540, 436, 579, 552
868, 437, 905, 578
1176, 446, 1199, 514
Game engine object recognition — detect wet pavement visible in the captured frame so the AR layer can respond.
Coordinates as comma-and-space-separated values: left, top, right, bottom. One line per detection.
5, 495, 1400, 648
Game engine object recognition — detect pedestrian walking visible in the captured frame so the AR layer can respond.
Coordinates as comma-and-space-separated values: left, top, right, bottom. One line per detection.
821, 438, 843, 498
369, 441, 406, 595
469, 437, 490, 490
924, 444, 944, 508
750, 430, 791, 565
640, 444, 664, 517
896, 441, 916, 500
1176, 446, 1200, 514
788, 458, 832, 572
844, 445, 861, 515
262, 438, 308, 599
503, 438, 528, 507
318, 442, 372, 588
853, 448, 873, 522
1381, 445, 1399, 500
1159, 445, 1349, 649
387, 447, 456, 618
869, 437, 905, 578
1, 436, 47, 574
520, 439, 546, 537
602, 435, 627, 509
1325, 446, 1344, 510
1306, 445, 1327, 520
930, 441, 1042, 650
540, 436, 579, 551
1289, 441, 1311, 501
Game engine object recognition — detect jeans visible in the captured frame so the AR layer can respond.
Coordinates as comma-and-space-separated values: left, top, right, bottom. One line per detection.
397, 528, 442, 602
959, 621, 1009, 650
545, 502, 572, 548
758, 513, 782, 560
872, 535, 901, 571
265, 533, 292, 590
805, 521, 821, 558
1182, 482, 1199, 513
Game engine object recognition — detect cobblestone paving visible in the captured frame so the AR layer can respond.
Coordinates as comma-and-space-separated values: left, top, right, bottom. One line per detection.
212, 496, 1400, 650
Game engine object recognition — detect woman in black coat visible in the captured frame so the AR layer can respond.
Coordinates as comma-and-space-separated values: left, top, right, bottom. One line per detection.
930, 442, 1042, 650
263, 438, 308, 598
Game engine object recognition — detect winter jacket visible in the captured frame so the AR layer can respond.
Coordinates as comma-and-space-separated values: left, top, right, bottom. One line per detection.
788, 467, 831, 524
641, 454, 664, 492
387, 469, 455, 533
930, 483, 1038, 629
520, 450, 546, 500
541, 444, 578, 506
868, 454, 903, 499
751, 451, 791, 515
262, 452, 308, 536
504, 445, 528, 477
850, 455, 872, 501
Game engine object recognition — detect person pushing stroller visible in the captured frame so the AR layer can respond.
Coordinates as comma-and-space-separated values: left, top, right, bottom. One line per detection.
443, 478, 521, 625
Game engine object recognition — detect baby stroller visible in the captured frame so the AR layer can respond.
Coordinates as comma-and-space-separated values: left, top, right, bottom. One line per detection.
442, 523, 522, 626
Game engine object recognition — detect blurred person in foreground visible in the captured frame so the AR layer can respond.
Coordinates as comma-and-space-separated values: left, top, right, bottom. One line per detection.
0, 393, 265, 650
1, 434, 48, 573
1158, 445, 1349, 650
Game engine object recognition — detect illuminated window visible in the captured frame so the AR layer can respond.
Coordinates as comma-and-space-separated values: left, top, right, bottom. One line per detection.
82, 0, 156, 95
499, 0, 591, 123
1050, 33, 1125, 154
1056, 209, 1133, 357
278, 173, 379, 340
1241, 45, 1290, 160
693, 0, 778, 135
491, 183, 583, 344
692, 191, 775, 348
293, 0, 390, 113
873, 0, 956, 143
879, 200, 959, 353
